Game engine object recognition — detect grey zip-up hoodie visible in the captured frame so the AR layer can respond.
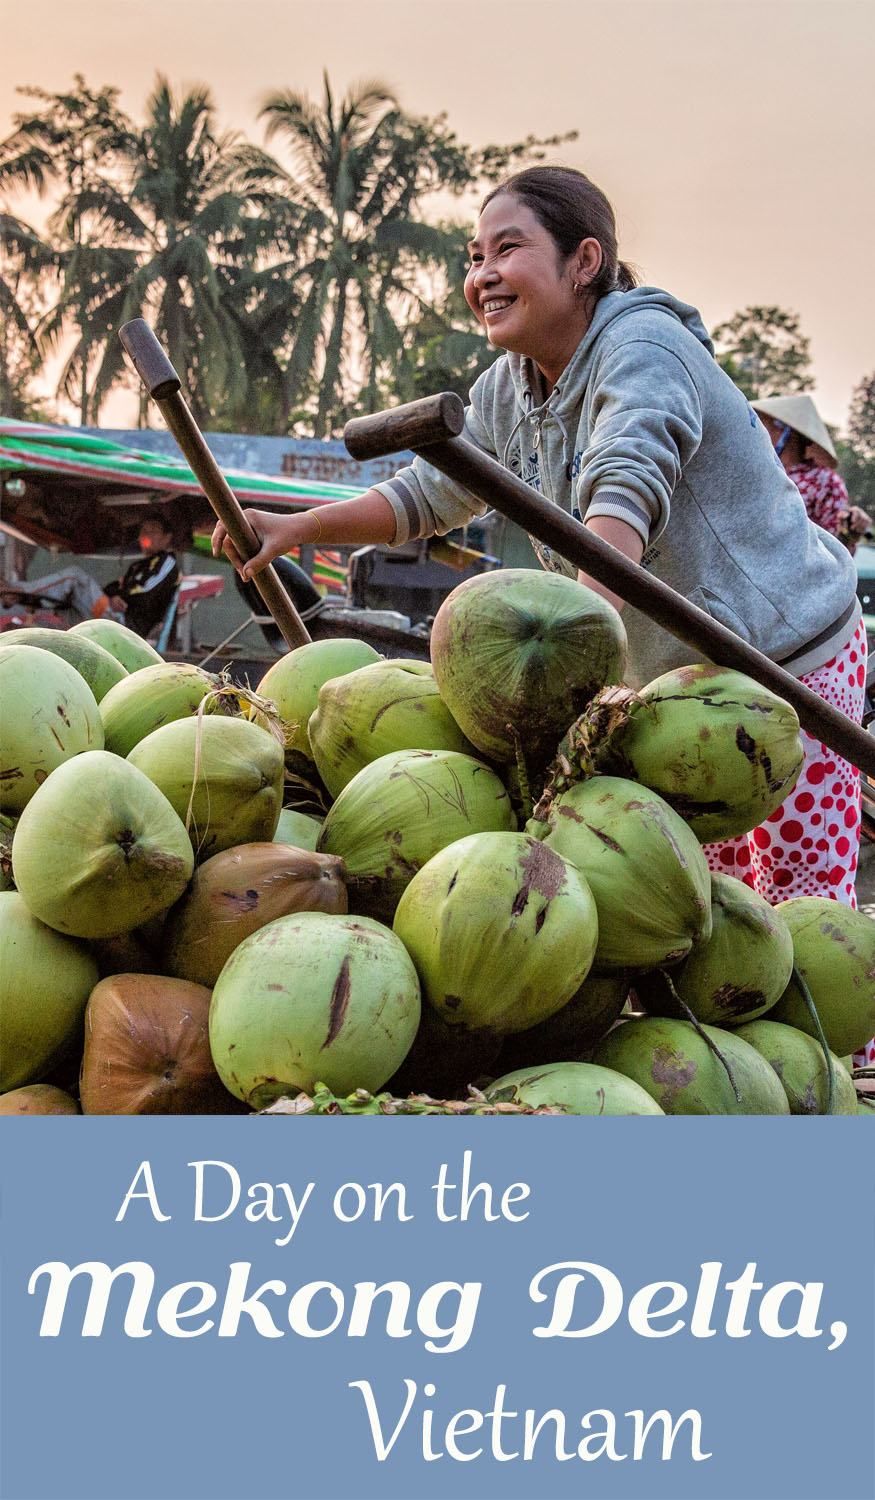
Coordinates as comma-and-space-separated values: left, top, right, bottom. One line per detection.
375, 287, 859, 688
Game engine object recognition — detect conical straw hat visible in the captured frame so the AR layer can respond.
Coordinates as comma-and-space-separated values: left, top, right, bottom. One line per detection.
751, 394, 837, 464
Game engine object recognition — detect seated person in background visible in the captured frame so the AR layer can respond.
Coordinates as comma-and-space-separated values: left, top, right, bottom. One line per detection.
15, 512, 179, 636
103, 512, 179, 636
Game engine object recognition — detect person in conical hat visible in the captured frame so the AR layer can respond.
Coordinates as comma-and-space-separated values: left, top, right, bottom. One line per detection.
753, 393, 871, 550
753, 393, 838, 462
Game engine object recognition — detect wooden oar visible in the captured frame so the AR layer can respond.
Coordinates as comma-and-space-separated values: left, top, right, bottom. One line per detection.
345, 393, 875, 776
119, 319, 311, 651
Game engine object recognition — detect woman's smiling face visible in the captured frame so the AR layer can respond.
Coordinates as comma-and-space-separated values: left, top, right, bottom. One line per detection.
463, 193, 596, 382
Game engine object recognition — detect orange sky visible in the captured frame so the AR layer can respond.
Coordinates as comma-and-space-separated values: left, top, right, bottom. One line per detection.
3, 0, 873, 428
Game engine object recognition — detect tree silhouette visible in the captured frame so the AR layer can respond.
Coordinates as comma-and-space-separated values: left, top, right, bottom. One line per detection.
712, 305, 812, 399
0, 72, 576, 432
0, 78, 135, 420
0, 213, 56, 417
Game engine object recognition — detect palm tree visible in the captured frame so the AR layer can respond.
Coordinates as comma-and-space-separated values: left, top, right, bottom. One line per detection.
56, 77, 289, 427
0, 78, 136, 421
0, 213, 57, 417
1, 74, 577, 430
0, 78, 131, 201
0, 76, 285, 426
257, 74, 471, 437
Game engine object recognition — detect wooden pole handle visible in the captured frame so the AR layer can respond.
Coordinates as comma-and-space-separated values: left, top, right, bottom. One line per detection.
343, 396, 874, 776
118, 319, 182, 400
345, 392, 464, 460
119, 320, 311, 651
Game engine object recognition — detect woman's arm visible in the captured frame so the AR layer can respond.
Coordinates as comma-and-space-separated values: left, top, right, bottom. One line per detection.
211, 488, 397, 581
578, 343, 703, 552
216, 368, 503, 576
577, 515, 645, 614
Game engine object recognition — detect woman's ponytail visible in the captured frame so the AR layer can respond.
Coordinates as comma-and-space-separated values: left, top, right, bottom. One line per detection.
614, 260, 639, 292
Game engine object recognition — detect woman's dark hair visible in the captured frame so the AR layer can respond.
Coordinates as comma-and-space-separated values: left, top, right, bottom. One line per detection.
140, 509, 173, 532
481, 166, 639, 296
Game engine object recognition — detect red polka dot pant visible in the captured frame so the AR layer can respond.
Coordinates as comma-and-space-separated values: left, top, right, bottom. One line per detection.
704, 618, 874, 1068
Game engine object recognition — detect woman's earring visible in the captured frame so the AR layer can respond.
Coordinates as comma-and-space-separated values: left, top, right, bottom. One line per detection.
572, 280, 588, 298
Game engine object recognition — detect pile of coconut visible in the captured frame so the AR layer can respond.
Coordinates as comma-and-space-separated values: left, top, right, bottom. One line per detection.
1, 570, 873, 1118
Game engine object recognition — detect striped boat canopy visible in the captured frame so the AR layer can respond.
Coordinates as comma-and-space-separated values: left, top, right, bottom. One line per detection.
0, 417, 359, 555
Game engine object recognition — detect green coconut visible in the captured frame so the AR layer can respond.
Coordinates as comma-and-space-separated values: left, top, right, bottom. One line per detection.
635, 873, 795, 1025
0, 643, 104, 812
594, 665, 804, 841
257, 638, 382, 762
69, 617, 163, 672
163, 842, 348, 986
9, 626, 127, 702
486, 1061, 665, 1115
735, 1019, 857, 1115
0, 891, 99, 1091
769, 897, 875, 1056
274, 807, 322, 850
128, 715, 284, 860
209, 911, 421, 1106
309, 659, 473, 798
430, 569, 627, 766
530, 775, 712, 971
12, 751, 194, 939
100, 661, 218, 756
593, 1016, 790, 1114
0, 1083, 80, 1115
318, 749, 517, 922
393, 831, 598, 1033
495, 972, 630, 1073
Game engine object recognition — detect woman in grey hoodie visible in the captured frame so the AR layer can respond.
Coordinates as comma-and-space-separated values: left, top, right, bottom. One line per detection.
212, 165, 865, 918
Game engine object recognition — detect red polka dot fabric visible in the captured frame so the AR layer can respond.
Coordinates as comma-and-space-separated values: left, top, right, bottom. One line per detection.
704, 619, 873, 1068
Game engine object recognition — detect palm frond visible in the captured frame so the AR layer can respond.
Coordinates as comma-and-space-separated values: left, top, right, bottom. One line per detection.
0, 143, 56, 194
0, 279, 39, 343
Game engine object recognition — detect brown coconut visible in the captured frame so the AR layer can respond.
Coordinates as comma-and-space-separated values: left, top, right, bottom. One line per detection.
0, 1083, 80, 1115
162, 842, 348, 987
79, 973, 244, 1114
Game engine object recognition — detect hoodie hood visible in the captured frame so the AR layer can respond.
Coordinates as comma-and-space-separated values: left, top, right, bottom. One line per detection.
506, 286, 716, 417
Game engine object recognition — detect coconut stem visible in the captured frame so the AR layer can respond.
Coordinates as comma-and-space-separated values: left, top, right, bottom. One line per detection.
791, 964, 835, 1116
261, 1083, 567, 1115
532, 687, 639, 823
660, 969, 742, 1105
206, 670, 289, 749
506, 723, 533, 822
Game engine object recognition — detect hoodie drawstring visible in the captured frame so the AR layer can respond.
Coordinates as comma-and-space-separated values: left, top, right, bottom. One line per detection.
501, 407, 530, 471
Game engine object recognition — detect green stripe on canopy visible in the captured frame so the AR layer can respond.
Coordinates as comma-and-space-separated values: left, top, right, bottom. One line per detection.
0, 417, 360, 506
